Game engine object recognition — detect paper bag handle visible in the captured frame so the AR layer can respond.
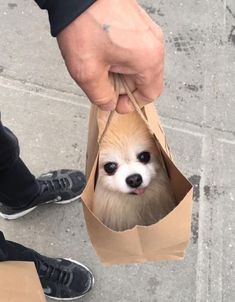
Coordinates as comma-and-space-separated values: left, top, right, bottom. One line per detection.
114, 74, 172, 162
97, 74, 152, 145
97, 74, 168, 175
114, 74, 154, 135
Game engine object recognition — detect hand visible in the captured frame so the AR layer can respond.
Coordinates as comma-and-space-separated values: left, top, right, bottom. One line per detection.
57, 0, 164, 113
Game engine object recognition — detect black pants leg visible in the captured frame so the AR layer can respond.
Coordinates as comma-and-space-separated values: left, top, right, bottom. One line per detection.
0, 118, 40, 207
0, 116, 40, 261
0, 231, 35, 262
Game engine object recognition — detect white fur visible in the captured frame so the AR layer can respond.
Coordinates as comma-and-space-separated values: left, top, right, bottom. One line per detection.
92, 111, 176, 231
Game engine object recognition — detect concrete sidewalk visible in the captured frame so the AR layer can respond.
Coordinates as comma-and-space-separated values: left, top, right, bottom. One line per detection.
0, 1, 234, 301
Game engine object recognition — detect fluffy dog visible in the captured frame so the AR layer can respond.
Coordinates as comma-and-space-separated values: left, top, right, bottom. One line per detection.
93, 111, 176, 231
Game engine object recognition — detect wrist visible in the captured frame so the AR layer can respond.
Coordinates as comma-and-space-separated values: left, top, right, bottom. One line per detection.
36, 0, 97, 37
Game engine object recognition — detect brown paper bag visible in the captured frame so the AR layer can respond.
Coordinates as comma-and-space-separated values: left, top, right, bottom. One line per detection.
0, 261, 46, 302
81, 75, 193, 265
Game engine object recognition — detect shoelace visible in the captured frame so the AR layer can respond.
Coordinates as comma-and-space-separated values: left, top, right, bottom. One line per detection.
40, 177, 70, 193
41, 261, 72, 286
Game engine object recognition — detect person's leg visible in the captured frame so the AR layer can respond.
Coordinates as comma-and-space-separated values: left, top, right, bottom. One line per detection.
0, 231, 94, 300
0, 230, 36, 261
0, 117, 93, 299
0, 118, 40, 208
0, 116, 86, 219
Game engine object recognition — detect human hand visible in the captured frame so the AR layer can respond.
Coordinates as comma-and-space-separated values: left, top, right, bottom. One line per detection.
57, 0, 164, 113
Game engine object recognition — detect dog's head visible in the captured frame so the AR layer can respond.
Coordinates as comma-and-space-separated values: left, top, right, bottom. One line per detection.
97, 112, 160, 195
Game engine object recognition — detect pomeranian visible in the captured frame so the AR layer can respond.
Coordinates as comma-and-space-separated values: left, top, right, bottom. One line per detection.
93, 111, 176, 231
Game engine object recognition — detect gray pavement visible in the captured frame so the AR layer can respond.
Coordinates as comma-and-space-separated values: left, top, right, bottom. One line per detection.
0, 1, 234, 301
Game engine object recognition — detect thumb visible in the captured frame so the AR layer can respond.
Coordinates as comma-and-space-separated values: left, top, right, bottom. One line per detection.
74, 60, 117, 111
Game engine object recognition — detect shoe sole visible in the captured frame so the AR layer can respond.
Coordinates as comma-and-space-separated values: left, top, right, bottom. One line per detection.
45, 258, 95, 301
0, 194, 82, 220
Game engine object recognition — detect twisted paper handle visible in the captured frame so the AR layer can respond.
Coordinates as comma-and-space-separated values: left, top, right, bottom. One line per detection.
114, 74, 154, 135
98, 74, 168, 175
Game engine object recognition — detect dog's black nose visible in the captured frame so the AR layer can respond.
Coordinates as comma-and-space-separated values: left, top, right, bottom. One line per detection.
126, 174, 143, 188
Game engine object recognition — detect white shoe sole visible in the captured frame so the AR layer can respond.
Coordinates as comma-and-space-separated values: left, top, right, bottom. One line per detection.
0, 206, 37, 220
45, 258, 95, 301
0, 194, 81, 220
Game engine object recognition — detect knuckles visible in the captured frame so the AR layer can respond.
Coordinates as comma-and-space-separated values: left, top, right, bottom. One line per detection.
71, 66, 97, 86
145, 40, 164, 63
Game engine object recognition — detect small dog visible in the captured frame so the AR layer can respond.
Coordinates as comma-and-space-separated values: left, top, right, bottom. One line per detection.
93, 111, 176, 231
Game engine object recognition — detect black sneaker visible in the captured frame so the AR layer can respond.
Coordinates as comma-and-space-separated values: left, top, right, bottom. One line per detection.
0, 169, 86, 220
32, 251, 94, 300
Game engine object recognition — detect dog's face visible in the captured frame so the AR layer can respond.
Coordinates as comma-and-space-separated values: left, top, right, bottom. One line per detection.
98, 111, 159, 195
99, 140, 158, 195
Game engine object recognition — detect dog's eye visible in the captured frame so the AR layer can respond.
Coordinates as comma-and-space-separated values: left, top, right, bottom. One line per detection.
103, 162, 118, 175
137, 151, 151, 164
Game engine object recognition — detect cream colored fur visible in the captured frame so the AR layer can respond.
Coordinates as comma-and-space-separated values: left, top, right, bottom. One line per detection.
93, 111, 176, 231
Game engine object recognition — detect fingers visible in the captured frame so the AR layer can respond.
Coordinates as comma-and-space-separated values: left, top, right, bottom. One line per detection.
115, 95, 135, 114
72, 60, 117, 111
133, 66, 164, 102
56, 0, 165, 114
112, 67, 164, 114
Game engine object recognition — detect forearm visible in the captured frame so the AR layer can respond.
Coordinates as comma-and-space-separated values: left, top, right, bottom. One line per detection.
34, 0, 97, 36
